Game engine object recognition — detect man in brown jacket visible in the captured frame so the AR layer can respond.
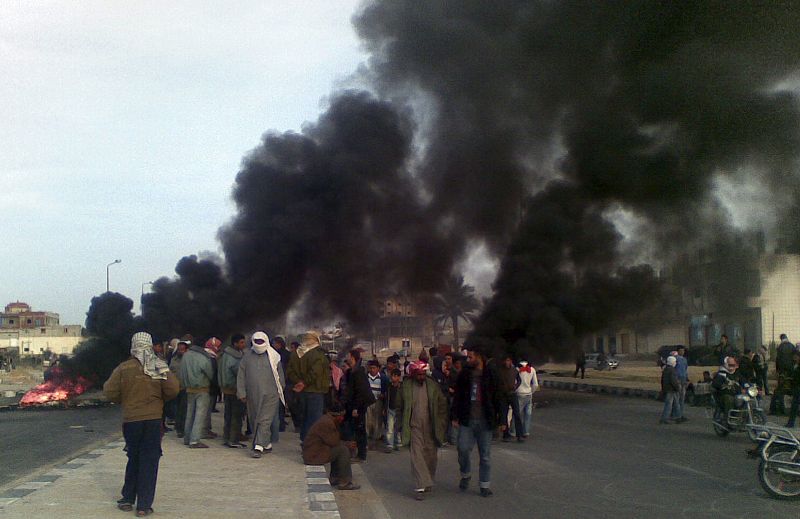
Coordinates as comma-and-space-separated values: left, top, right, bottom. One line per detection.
104, 332, 179, 516
302, 404, 360, 490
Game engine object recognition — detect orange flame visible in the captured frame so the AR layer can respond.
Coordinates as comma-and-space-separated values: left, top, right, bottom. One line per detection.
20, 368, 92, 406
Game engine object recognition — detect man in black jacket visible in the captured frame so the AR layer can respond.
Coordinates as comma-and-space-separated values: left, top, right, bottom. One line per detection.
659, 356, 680, 424
451, 348, 502, 497
344, 349, 375, 462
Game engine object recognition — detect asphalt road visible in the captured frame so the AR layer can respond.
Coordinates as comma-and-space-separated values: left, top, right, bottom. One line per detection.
342, 389, 799, 519
0, 406, 122, 488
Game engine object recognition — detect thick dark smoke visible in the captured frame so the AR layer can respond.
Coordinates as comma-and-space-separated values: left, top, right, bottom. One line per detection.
135, 2, 800, 360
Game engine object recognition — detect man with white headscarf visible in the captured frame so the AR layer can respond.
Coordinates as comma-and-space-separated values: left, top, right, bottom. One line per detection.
104, 332, 179, 516
238, 331, 285, 458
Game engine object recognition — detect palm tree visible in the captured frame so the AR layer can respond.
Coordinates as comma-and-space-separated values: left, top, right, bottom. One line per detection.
433, 275, 480, 348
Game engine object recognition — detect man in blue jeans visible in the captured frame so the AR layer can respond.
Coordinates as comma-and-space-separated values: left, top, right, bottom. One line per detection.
660, 356, 680, 424
287, 331, 330, 443
451, 348, 503, 497
104, 332, 179, 516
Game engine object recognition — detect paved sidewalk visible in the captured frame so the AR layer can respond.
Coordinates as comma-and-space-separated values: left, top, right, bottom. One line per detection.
0, 411, 341, 518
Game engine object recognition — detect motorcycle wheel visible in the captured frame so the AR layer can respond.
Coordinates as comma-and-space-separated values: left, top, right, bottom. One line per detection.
747, 411, 768, 443
758, 450, 800, 500
712, 410, 729, 437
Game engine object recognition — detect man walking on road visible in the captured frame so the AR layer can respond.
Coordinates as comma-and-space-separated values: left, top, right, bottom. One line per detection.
238, 331, 285, 458
514, 360, 538, 439
402, 360, 448, 500
452, 348, 502, 497
287, 331, 330, 443
344, 348, 375, 462
660, 356, 680, 424
219, 333, 246, 448
104, 332, 179, 516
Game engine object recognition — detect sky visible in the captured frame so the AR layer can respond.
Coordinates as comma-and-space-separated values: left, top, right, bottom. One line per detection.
0, 1, 369, 325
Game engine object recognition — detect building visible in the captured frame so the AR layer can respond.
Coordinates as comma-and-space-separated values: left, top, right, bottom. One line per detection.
372, 296, 434, 358
591, 253, 800, 355
0, 302, 83, 357
0, 302, 60, 329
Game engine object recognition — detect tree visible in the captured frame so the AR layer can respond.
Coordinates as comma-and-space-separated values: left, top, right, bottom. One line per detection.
433, 275, 480, 348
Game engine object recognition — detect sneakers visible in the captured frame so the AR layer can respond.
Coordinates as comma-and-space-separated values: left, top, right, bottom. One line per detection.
189, 442, 209, 449
480, 488, 493, 498
337, 482, 361, 491
225, 442, 246, 449
459, 476, 471, 491
414, 490, 425, 501
251, 450, 262, 459
264, 443, 273, 453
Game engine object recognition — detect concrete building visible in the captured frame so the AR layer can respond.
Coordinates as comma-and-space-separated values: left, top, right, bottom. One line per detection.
591, 253, 800, 355
0, 302, 84, 357
372, 296, 434, 358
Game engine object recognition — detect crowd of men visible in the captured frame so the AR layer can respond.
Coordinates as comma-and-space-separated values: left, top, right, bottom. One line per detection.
103, 330, 540, 513
659, 333, 800, 428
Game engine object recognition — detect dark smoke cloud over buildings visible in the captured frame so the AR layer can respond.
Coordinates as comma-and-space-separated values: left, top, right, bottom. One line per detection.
140, 1, 800, 358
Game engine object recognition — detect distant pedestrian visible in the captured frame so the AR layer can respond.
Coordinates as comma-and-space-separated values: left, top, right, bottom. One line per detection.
287, 331, 330, 443
170, 339, 189, 438
103, 332, 178, 516
384, 368, 403, 451
497, 355, 520, 442
271, 336, 291, 431
237, 331, 285, 458
201, 337, 222, 439
771, 334, 796, 416
366, 360, 388, 450
178, 337, 216, 448
343, 348, 375, 462
757, 345, 770, 395
452, 348, 502, 497
303, 404, 360, 490
660, 356, 680, 424
219, 334, 246, 448
785, 351, 800, 428
514, 360, 538, 439
574, 350, 586, 379
402, 361, 448, 500
671, 347, 689, 423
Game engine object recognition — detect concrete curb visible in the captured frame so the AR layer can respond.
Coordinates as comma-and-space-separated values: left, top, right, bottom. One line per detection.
305, 465, 341, 518
0, 437, 125, 510
541, 378, 660, 399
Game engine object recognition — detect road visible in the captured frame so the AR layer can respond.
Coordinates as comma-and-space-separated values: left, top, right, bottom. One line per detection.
339, 389, 798, 519
0, 406, 121, 489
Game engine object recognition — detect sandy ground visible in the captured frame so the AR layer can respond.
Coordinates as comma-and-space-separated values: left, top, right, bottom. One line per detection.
538, 360, 717, 390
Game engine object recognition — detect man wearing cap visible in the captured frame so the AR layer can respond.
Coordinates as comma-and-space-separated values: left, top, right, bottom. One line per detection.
287, 331, 330, 443
303, 404, 360, 490
104, 332, 179, 516
402, 361, 448, 500
179, 336, 217, 448
238, 331, 285, 458
219, 333, 246, 448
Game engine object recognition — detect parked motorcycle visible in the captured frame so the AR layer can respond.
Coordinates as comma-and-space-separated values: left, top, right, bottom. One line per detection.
749, 424, 800, 499
711, 382, 766, 442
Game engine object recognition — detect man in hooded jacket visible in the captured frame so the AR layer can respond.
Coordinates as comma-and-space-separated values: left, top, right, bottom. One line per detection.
219, 333, 246, 447
179, 337, 217, 448
287, 331, 330, 442
104, 332, 179, 516
238, 331, 285, 458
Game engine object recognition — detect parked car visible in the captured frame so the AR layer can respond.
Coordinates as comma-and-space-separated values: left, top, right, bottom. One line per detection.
584, 353, 619, 370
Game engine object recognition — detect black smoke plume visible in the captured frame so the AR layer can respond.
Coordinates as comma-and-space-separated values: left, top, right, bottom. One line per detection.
138, 2, 800, 360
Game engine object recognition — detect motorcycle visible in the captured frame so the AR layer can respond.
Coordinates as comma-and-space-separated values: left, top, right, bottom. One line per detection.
710, 382, 766, 442
749, 424, 800, 499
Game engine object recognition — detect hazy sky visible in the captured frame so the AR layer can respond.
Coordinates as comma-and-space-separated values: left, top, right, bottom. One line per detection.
1, 1, 367, 324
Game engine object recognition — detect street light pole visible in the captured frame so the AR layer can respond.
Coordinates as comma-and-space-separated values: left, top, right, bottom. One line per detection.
141, 281, 154, 299
106, 259, 121, 292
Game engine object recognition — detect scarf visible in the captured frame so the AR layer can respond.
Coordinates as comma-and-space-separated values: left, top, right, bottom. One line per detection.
519, 361, 532, 374
204, 337, 222, 359
296, 331, 321, 358
330, 362, 344, 391
131, 332, 170, 380
251, 331, 285, 406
